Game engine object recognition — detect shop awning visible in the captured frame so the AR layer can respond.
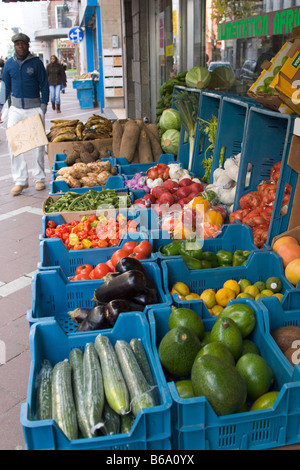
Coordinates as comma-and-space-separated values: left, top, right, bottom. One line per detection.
34, 28, 71, 40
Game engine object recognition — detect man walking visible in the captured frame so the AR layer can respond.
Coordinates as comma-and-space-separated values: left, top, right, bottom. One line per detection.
0, 33, 49, 195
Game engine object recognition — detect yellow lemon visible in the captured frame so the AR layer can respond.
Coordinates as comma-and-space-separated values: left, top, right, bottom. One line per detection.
273, 293, 284, 302
170, 289, 185, 300
223, 280, 240, 296
261, 289, 274, 297
244, 285, 260, 298
211, 304, 223, 316
200, 289, 216, 309
215, 287, 236, 307
185, 293, 201, 300
172, 282, 190, 297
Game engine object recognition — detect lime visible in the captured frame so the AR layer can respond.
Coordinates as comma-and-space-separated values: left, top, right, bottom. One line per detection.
236, 293, 254, 299
281, 55, 288, 66
256, 85, 268, 93
244, 285, 260, 298
265, 277, 282, 293
273, 65, 282, 76
250, 391, 279, 411
236, 353, 273, 401
264, 76, 273, 87
261, 289, 274, 297
239, 279, 252, 292
168, 307, 205, 340
267, 87, 275, 96
273, 293, 284, 302
253, 281, 266, 292
175, 380, 195, 399
255, 293, 265, 301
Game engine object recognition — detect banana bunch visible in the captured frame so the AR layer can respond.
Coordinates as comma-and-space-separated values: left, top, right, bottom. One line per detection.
47, 116, 113, 142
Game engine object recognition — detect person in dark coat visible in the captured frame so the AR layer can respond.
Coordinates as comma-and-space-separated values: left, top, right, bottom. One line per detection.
46, 55, 67, 113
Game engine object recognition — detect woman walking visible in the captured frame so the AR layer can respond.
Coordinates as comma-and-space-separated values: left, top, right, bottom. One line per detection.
46, 55, 67, 113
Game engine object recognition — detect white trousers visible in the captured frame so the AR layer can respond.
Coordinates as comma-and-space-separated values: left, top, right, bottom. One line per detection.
7, 106, 46, 185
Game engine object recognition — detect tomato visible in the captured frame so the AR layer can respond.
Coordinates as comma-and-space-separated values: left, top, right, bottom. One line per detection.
89, 269, 96, 279
129, 252, 146, 260
122, 241, 137, 254
133, 240, 152, 257
93, 263, 111, 279
106, 259, 115, 272
110, 249, 130, 267
75, 264, 94, 276
72, 273, 91, 281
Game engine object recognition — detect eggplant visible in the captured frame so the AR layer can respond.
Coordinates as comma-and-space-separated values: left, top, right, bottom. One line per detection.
76, 305, 109, 332
93, 270, 147, 304
115, 257, 157, 293
103, 271, 122, 284
68, 307, 90, 324
132, 287, 158, 306
105, 299, 144, 327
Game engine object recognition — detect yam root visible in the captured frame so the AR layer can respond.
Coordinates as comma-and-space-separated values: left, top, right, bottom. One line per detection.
119, 120, 141, 162
112, 120, 124, 158
145, 124, 163, 161
137, 128, 154, 164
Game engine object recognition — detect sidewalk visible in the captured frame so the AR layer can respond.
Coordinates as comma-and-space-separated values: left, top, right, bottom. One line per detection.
0, 83, 125, 450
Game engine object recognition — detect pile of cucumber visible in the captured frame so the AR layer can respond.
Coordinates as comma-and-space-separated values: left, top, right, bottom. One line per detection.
35, 335, 157, 440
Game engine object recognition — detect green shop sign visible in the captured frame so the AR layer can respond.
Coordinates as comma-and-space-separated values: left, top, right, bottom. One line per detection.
218, 7, 300, 40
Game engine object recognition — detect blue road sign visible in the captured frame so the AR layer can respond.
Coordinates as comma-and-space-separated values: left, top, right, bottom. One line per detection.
68, 27, 84, 44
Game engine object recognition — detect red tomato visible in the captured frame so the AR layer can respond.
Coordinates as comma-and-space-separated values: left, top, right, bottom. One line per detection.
110, 249, 129, 267
122, 241, 137, 254
133, 240, 152, 257
106, 259, 115, 272
129, 252, 146, 260
75, 264, 94, 276
93, 263, 111, 279
72, 273, 91, 281
89, 269, 96, 279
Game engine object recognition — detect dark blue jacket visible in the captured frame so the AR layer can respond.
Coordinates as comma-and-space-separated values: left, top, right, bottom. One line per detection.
0, 53, 49, 111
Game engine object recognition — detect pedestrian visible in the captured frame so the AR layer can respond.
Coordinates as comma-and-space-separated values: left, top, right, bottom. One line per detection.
60, 59, 67, 93
0, 33, 49, 196
47, 55, 67, 112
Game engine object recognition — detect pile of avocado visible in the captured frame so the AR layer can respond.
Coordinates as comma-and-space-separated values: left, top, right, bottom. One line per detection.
158, 303, 279, 416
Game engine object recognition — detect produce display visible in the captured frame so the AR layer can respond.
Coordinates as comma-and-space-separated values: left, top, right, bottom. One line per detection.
157, 304, 280, 416
54, 160, 118, 188
44, 213, 138, 250
272, 235, 300, 287
47, 116, 113, 142
44, 189, 132, 213
35, 334, 157, 439
156, 71, 187, 123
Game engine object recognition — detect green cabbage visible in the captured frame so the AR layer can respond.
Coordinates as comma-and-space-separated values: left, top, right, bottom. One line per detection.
159, 108, 181, 131
209, 66, 235, 90
161, 129, 180, 155
185, 66, 211, 89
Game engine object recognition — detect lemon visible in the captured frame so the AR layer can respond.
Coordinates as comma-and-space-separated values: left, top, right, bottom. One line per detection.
253, 281, 266, 292
255, 293, 265, 301
170, 288, 185, 300
244, 285, 260, 298
273, 293, 284, 302
211, 304, 224, 316
215, 287, 236, 307
265, 277, 282, 293
223, 280, 240, 296
261, 289, 274, 297
200, 289, 216, 309
185, 293, 201, 300
172, 282, 190, 297
250, 391, 279, 411
239, 279, 252, 292
236, 293, 254, 299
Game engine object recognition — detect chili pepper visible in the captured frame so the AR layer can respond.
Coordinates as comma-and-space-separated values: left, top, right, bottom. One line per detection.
82, 238, 92, 249
233, 250, 251, 266
179, 240, 203, 260
161, 240, 182, 257
180, 254, 203, 270
201, 251, 219, 267
216, 250, 233, 267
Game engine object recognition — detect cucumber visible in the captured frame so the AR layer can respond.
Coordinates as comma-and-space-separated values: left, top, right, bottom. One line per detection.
36, 359, 53, 420
94, 334, 130, 415
101, 401, 121, 435
52, 360, 78, 440
129, 338, 155, 386
69, 348, 92, 438
83, 342, 104, 435
121, 412, 135, 434
115, 340, 156, 417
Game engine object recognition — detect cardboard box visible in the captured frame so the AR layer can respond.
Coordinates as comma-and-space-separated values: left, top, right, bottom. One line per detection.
46, 138, 113, 171
6, 113, 48, 157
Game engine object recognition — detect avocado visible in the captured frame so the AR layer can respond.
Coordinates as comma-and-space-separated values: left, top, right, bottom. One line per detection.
158, 326, 201, 377
195, 341, 235, 366
218, 303, 256, 338
210, 317, 243, 360
168, 307, 205, 340
191, 355, 247, 416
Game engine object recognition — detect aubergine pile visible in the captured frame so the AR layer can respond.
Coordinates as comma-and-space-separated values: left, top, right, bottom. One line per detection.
68, 257, 158, 332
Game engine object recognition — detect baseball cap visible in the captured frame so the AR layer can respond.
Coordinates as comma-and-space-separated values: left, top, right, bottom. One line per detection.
12, 33, 30, 44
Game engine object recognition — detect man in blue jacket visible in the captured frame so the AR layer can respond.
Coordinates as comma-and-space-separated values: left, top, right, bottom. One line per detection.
0, 33, 49, 195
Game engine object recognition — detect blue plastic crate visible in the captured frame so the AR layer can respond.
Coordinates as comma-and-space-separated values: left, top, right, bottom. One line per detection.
52, 154, 126, 172
161, 250, 295, 312
27, 260, 171, 331
233, 107, 296, 212
50, 174, 126, 195
151, 223, 257, 262
148, 300, 300, 450
39, 232, 157, 277
20, 314, 172, 450
117, 154, 176, 177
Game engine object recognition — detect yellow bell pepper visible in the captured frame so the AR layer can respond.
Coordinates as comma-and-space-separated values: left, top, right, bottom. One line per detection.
204, 209, 223, 226
82, 238, 92, 249
69, 233, 79, 246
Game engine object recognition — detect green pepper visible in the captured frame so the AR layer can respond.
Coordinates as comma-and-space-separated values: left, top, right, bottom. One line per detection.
201, 251, 219, 268
216, 250, 233, 267
179, 240, 203, 260
180, 254, 202, 270
161, 240, 182, 257
201, 259, 213, 269
233, 250, 251, 266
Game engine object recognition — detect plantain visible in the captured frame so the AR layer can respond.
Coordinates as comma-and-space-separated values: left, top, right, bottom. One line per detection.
50, 119, 79, 128
52, 132, 78, 142
75, 122, 84, 140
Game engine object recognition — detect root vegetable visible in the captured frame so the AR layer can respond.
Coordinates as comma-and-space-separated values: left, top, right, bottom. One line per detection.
112, 120, 124, 158
119, 120, 141, 162
137, 128, 154, 163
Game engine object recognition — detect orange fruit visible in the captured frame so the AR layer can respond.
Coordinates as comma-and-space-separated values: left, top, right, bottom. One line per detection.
277, 243, 300, 268
272, 236, 299, 253
285, 258, 300, 286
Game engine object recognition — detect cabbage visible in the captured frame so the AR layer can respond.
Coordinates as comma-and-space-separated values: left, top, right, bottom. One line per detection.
209, 66, 236, 90
185, 66, 211, 89
161, 129, 180, 155
159, 108, 181, 131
